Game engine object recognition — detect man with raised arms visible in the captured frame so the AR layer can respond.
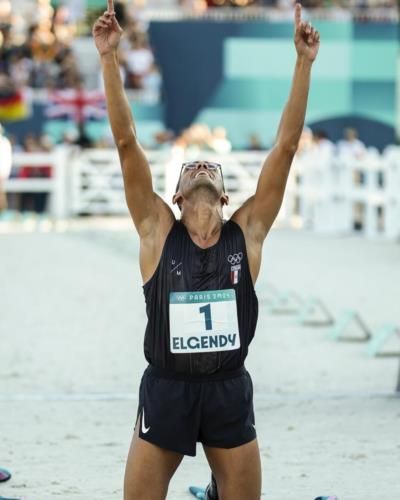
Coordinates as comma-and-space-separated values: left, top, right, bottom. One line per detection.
93, 3, 320, 499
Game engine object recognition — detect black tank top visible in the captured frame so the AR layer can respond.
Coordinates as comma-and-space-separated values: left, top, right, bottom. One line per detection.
142, 219, 258, 375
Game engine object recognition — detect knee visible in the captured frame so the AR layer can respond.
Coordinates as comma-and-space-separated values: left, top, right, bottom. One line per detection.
124, 482, 146, 500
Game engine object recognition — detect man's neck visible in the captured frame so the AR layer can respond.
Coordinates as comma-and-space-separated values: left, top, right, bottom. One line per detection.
181, 200, 223, 249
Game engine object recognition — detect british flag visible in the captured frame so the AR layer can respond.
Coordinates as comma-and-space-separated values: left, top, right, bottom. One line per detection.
46, 88, 106, 123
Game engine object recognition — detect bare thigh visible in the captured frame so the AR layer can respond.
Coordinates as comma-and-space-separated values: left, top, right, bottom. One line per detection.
203, 439, 261, 500
124, 418, 184, 500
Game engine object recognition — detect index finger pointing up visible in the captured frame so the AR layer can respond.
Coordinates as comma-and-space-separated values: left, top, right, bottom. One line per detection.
107, 0, 114, 13
294, 3, 301, 28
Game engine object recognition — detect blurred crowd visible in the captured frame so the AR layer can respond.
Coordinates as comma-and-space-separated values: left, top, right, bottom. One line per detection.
0, 0, 395, 97
0, 0, 161, 97
153, 122, 368, 159
0, 0, 395, 131
157, 123, 233, 154
0, 1, 81, 90
297, 126, 367, 159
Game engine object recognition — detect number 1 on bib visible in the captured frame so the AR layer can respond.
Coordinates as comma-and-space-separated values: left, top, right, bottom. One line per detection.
199, 304, 212, 330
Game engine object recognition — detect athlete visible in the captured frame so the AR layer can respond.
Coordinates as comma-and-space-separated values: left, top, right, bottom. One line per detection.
93, 2, 320, 499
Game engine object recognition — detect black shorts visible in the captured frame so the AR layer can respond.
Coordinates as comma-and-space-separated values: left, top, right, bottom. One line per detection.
135, 365, 256, 457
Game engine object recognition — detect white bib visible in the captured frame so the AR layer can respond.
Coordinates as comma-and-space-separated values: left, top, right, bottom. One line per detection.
169, 289, 240, 354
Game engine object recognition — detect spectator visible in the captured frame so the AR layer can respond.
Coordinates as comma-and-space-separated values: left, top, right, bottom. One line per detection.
153, 129, 175, 150
7, 134, 23, 153
0, 124, 12, 213
192, 124, 215, 153
56, 48, 81, 89
313, 129, 335, 158
0, 24, 15, 74
27, 23, 58, 87
8, 52, 32, 88
246, 133, 264, 151
337, 127, 366, 158
208, 126, 232, 154
61, 128, 79, 145
124, 31, 156, 90
75, 123, 94, 148
18, 133, 52, 214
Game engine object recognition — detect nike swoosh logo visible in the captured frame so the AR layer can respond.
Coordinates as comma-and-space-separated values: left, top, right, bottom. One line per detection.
141, 408, 150, 434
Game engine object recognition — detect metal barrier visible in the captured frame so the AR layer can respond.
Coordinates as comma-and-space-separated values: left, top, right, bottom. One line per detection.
4, 146, 400, 240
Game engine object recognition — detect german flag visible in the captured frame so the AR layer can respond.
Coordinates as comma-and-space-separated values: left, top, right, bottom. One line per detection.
0, 89, 28, 121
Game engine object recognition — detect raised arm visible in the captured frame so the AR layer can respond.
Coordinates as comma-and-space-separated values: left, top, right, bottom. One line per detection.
93, 0, 173, 238
232, 4, 320, 243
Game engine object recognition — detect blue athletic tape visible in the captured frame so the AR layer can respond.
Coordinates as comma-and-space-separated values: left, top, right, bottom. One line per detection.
189, 486, 206, 499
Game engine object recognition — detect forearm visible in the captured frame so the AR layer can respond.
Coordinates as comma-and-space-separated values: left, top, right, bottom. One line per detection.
101, 51, 137, 144
276, 55, 313, 152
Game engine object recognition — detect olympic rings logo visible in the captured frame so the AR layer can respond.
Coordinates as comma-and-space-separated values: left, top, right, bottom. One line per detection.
227, 253, 243, 265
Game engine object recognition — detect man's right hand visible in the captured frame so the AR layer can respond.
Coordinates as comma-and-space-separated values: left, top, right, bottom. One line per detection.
92, 0, 123, 56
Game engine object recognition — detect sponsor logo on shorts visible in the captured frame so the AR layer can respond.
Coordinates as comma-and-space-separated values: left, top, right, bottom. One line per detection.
141, 408, 150, 434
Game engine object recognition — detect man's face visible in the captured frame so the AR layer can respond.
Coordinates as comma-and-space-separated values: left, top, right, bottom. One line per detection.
177, 161, 224, 197
173, 161, 228, 209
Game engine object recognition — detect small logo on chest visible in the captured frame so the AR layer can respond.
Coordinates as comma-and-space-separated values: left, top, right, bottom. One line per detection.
227, 252, 243, 285
171, 259, 182, 276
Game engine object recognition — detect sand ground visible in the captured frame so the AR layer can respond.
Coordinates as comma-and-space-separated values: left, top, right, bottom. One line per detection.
0, 219, 399, 500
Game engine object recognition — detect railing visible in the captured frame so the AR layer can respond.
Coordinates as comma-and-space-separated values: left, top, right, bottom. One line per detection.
288, 147, 400, 239
4, 148, 71, 219
4, 147, 400, 240
68, 148, 259, 218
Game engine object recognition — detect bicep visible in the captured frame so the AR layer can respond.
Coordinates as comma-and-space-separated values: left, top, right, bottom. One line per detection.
118, 138, 173, 236
232, 145, 295, 241
251, 145, 294, 238
255, 144, 294, 198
